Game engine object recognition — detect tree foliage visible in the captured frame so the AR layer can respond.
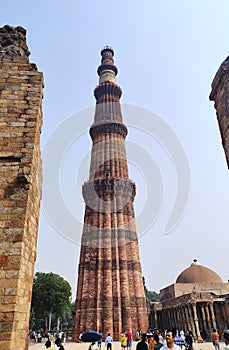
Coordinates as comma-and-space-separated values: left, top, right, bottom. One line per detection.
30, 272, 72, 330
60, 301, 75, 330
142, 277, 159, 309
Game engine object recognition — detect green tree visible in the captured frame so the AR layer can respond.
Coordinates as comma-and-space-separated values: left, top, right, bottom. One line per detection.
60, 301, 75, 330
142, 277, 159, 310
30, 272, 72, 330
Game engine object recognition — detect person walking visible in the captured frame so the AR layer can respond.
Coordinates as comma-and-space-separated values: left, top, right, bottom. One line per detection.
88, 340, 99, 350
223, 330, 229, 350
45, 339, 51, 348
154, 334, 163, 350
126, 328, 133, 350
211, 328, 220, 350
98, 330, 102, 350
136, 330, 140, 341
105, 333, 113, 350
160, 329, 181, 350
55, 338, 65, 350
136, 333, 148, 350
121, 333, 128, 350
185, 331, 194, 350
174, 331, 186, 349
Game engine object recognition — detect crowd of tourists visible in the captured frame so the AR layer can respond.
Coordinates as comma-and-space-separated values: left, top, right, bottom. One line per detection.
87, 328, 193, 350
87, 327, 229, 350
28, 330, 66, 349
134, 329, 193, 350
28, 326, 229, 350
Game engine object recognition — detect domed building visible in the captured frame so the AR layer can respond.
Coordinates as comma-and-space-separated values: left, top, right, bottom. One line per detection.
150, 260, 229, 342
176, 259, 223, 284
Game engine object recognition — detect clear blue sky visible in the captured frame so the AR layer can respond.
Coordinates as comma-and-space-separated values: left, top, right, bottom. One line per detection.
2, 1, 229, 298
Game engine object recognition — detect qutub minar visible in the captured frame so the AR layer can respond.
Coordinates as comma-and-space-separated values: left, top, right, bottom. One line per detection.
73, 47, 148, 340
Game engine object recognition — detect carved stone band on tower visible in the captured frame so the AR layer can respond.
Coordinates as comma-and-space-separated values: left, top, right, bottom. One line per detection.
73, 47, 148, 340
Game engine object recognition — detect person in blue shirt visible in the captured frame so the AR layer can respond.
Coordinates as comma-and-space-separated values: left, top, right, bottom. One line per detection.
105, 333, 113, 350
98, 330, 102, 350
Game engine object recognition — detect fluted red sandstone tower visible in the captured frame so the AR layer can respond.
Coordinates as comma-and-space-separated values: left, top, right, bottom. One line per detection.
0, 25, 43, 350
73, 47, 148, 340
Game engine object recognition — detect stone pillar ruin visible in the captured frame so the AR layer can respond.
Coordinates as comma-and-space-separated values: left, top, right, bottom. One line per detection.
184, 305, 191, 334
209, 302, 217, 330
209, 55, 229, 168
192, 302, 203, 342
205, 303, 212, 337
0, 25, 43, 350
200, 304, 208, 339
187, 304, 196, 339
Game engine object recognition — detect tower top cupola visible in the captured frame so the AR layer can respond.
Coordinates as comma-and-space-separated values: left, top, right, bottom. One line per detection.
97, 45, 118, 84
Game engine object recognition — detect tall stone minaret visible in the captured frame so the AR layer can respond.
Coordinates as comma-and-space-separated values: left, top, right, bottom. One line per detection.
73, 47, 148, 340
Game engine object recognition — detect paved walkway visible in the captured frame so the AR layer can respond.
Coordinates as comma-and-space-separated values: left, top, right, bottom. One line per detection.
28, 340, 222, 350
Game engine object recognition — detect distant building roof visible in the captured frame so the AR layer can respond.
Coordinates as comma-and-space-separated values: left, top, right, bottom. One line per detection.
176, 259, 223, 284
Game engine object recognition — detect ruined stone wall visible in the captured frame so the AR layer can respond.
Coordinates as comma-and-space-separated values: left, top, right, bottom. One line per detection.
210, 56, 229, 168
0, 25, 43, 350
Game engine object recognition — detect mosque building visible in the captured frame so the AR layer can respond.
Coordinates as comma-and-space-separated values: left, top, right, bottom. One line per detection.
150, 259, 229, 342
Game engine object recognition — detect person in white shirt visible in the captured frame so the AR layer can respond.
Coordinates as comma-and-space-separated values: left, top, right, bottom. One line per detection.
160, 329, 181, 350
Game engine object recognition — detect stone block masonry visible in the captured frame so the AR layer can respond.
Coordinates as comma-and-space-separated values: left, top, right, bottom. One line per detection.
0, 25, 43, 350
210, 56, 229, 168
